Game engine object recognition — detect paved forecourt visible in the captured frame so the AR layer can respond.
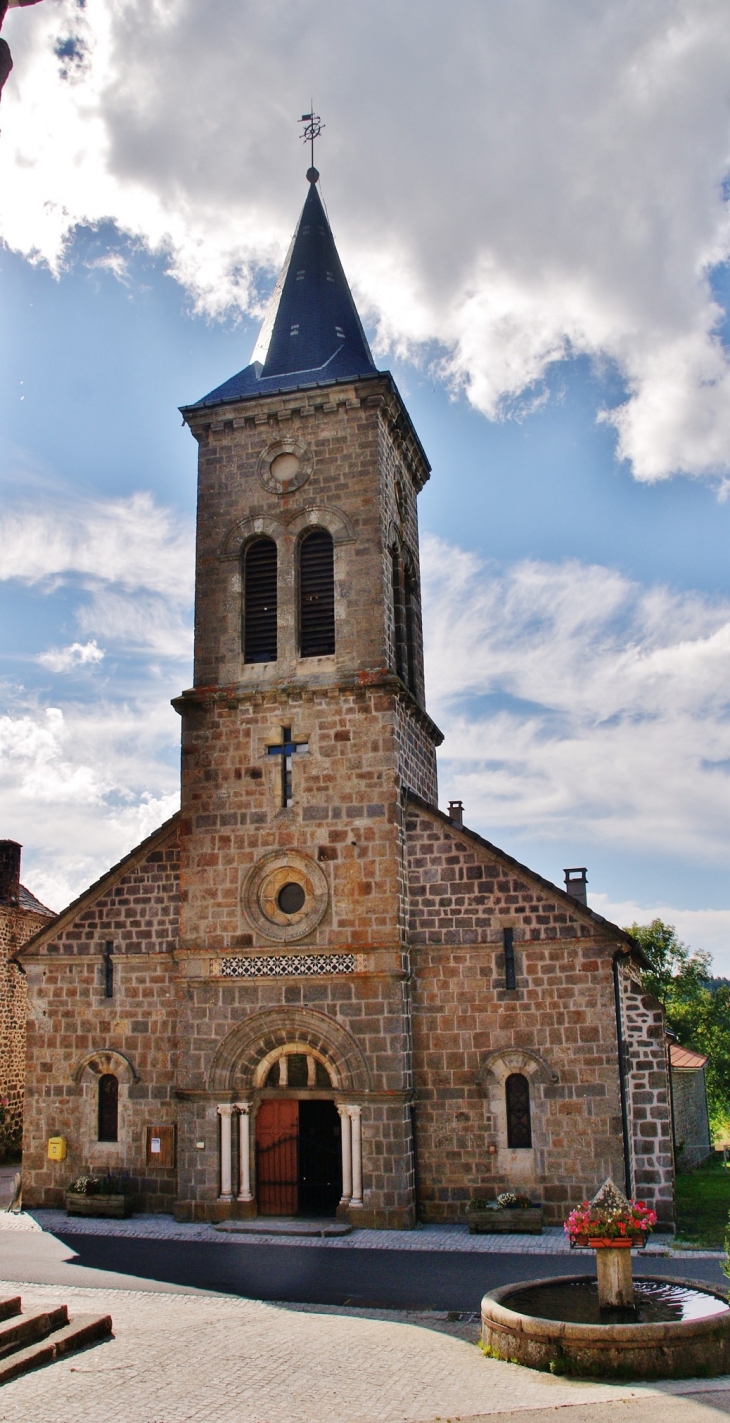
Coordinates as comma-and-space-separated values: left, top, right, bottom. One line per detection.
21, 1210, 722, 1257
0, 1278, 726, 1423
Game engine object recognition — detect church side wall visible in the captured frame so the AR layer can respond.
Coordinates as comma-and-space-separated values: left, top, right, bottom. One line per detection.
406, 807, 633, 1227
618, 965, 675, 1224
671, 1067, 712, 1169
0, 905, 49, 1156
21, 833, 180, 1210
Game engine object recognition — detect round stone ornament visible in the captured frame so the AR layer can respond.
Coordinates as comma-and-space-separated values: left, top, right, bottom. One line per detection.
258, 438, 313, 495
242, 850, 329, 943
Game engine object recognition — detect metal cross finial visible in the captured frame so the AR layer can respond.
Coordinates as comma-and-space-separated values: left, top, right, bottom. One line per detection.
300, 106, 324, 183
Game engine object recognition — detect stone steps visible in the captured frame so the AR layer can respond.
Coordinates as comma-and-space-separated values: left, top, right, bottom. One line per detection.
0, 1295, 112, 1384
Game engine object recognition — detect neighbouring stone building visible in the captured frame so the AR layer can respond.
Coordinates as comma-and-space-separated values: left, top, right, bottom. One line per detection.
18, 169, 675, 1227
0, 841, 54, 1155
669, 1041, 712, 1170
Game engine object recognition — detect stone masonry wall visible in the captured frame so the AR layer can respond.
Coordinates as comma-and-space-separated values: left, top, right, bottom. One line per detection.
187, 377, 431, 698
618, 964, 675, 1226
671, 1066, 711, 1169
177, 684, 434, 954
21, 826, 180, 1210
174, 973, 416, 1227
0, 903, 50, 1155
406, 800, 638, 1226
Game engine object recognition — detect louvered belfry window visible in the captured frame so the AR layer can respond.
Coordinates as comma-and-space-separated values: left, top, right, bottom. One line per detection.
299, 529, 335, 657
243, 537, 278, 663
506, 1073, 532, 1149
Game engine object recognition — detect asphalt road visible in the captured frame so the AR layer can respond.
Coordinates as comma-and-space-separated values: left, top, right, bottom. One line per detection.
0, 1228, 726, 1311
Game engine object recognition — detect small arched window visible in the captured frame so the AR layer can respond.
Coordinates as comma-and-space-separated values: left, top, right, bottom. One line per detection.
299, 529, 335, 657
98, 1073, 119, 1142
243, 537, 277, 663
506, 1073, 532, 1149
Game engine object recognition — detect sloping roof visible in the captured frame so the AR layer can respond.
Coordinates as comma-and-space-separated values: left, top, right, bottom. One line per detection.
405, 791, 641, 956
669, 1042, 708, 1070
17, 813, 180, 958
184, 179, 377, 409
18, 884, 55, 917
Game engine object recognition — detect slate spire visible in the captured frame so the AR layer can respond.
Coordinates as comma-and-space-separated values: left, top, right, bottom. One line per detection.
193, 176, 376, 408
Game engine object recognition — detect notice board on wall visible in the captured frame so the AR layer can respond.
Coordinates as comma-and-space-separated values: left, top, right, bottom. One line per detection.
146, 1124, 176, 1168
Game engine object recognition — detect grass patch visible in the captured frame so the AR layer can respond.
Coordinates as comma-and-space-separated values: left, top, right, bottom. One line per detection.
675, 1153, 730, 1247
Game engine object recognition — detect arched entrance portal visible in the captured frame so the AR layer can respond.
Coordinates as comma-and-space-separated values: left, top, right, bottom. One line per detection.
211, 1012, 367, 1217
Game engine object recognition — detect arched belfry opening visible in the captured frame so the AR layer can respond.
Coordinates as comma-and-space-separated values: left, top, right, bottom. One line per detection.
298, 528, 335, 657
243, 536, 278, 663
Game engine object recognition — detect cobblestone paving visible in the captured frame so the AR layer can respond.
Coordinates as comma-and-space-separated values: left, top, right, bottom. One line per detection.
10, 1211, 719, 1258
0, 1279, 728, 1423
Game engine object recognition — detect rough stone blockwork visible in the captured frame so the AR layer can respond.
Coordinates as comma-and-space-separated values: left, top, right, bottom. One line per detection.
405, 802, 659, 1226
618, 964, 675, 1225
21, 825, 180, 1209
0, 903, 51, 1153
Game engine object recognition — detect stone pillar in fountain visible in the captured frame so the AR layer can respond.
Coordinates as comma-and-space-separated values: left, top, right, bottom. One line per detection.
590, 1178, 636, 1309
596, 1247, 634, 1308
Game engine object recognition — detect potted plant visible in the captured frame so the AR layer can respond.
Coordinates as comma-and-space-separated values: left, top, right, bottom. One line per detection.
564, 1182, 656, 1250
467, 1191, 543, 1234
65, 1171, 135, 1219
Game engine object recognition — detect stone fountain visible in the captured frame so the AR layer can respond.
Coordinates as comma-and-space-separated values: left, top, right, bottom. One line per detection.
481, 1180, 730, 1379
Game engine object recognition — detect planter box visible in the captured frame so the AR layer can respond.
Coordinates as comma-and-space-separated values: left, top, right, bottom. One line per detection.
571, 1233, 643, 1250
65, 1193, 133, 1219
468, 1206, 543, 1235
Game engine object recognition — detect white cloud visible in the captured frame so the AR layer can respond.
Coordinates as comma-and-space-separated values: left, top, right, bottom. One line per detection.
3, 1, 730, 481
422, 534, 730, 867
0, 484, 191, 907
0, 695, 180, 911
37, 639, 104, 672
591, 895, 730, 977
0, 490, 194, 600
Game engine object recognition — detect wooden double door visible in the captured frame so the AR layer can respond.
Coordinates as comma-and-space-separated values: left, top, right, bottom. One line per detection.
256, 1099, 342, 1217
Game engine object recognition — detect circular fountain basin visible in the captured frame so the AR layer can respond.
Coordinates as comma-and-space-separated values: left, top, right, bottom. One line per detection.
481, 1273, 730, 1379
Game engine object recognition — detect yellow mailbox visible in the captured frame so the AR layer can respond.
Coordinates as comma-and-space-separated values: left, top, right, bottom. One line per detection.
47, 1136, 67, 1162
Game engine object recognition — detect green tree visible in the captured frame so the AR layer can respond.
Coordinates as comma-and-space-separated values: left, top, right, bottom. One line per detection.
627, 919, 730, 1135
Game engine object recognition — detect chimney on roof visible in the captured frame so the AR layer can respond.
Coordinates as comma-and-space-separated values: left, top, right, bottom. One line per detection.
564, 867, 587, 906
448, 800, 464, 827
0, 841, 21, 908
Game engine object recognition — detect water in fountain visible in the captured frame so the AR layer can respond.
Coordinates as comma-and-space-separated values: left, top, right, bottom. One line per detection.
505, 1278, 730, 1326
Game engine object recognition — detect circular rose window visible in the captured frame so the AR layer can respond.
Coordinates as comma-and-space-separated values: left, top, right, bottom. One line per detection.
242, 850, 329, 943
258, 439, 312, 495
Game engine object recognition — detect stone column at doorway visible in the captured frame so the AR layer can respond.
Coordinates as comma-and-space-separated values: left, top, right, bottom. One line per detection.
337, 1104, 352, 1205
235, 1102, 253, 1203
217, 1104, 235, 1201
348, 1105, 363, 1208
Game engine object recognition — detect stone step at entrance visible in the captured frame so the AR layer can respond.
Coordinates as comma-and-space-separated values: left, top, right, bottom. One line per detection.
213, 1217, 352, 1237
0, 1295, 112, 1384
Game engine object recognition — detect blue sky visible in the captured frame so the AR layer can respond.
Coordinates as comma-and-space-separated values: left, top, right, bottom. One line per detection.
3, 1, 730, 967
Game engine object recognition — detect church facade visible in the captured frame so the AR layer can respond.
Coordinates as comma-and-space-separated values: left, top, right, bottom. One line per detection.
18, 174, 674, 1229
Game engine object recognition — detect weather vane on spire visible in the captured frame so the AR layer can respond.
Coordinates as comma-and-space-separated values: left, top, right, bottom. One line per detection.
300, 106, 324, 184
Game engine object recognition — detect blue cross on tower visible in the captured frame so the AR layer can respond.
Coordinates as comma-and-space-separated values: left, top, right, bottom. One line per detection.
267, 727, 309, 807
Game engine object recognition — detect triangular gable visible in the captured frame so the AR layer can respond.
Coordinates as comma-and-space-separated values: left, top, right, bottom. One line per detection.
17, 813, 180, 959
405, 791, 642, 959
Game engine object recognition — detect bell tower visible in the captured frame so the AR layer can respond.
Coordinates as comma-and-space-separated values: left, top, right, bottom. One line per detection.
176, 168, 442, 1227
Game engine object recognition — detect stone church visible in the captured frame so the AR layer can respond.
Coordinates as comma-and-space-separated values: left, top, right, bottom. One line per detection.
17, 171, 674, 1228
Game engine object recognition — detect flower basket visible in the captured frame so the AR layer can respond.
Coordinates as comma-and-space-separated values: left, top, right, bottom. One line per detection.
564, 1184, 656, 1250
